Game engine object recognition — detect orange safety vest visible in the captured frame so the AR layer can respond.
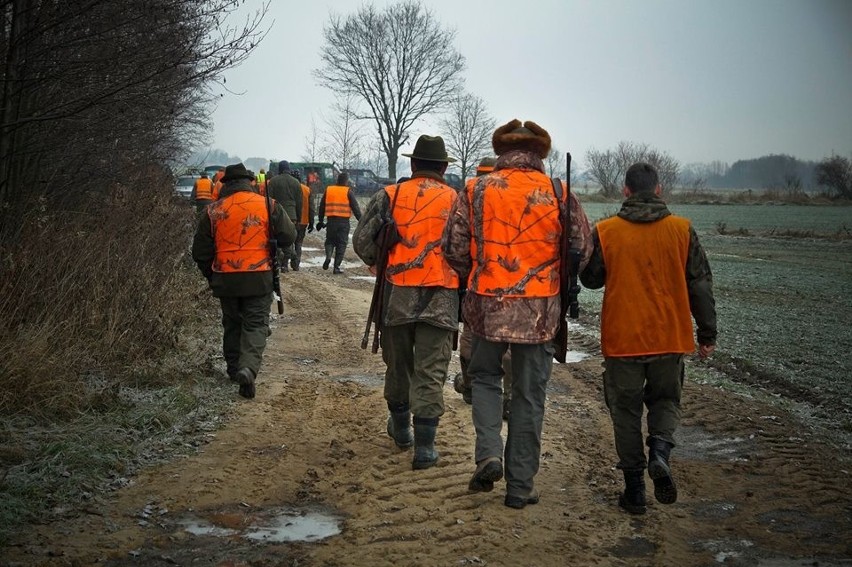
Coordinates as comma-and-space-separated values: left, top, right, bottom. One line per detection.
467, 170, 562, 298
597, 215, 695, 357
194, 177, 214, 201
384, 179, 460, 289
208, 191, 273, 273
299, 183, 311, 225
325, 185, 351, 218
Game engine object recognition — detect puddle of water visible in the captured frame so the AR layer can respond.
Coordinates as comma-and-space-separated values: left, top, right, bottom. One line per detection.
676, 425, 756, 462
563, 350, 589, 363
179, 519, 238, 538
243, 509, 341, 543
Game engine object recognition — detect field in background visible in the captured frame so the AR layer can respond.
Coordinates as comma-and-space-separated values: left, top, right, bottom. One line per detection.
578, 202, 852, 440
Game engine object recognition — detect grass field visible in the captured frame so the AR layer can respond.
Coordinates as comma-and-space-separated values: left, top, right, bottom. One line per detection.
578, 202, 852, 439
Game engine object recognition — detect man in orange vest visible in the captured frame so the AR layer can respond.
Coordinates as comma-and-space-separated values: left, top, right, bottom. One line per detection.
211, 167, 225, 200
316, 172, 361, 274
452, 156, 513, 420
580, 162, 717, 515
289, 169, 315, 271
353, 135, 460, 470
192, 171, 215, 213
443, 120, 593, 508
191, 163, 296, 399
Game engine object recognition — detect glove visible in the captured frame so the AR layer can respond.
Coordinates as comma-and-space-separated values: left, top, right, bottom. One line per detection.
308, 223, 314, 233
316, 221, 325, 231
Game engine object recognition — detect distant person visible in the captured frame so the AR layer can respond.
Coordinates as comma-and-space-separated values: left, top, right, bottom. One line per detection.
316, 172, 362, 274
192, 171, 214, 213
256, 168, 267, 195
443, 119, 592, 509
289, 169, 315, 271
191, 163, 296, 399
353, 135, 459, 470
452, 156, 513, 420
266, 160, 304, 273
580, 161, 717, 515
211, 167, 225, 200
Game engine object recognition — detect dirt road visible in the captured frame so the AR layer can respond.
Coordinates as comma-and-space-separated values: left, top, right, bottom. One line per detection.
4, 235, 851, 566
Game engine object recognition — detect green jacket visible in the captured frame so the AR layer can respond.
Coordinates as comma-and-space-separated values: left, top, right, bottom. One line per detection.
267, 172, 303, 223
192, 180, 296, 297
580, 195, 717, 346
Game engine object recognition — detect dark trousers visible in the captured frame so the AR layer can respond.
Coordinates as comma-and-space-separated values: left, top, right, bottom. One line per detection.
324, 218, 351, 268
603, 354, 684, 471
219, 294, 272, 377
469, 337, 553, 496
292, 225, 307, 269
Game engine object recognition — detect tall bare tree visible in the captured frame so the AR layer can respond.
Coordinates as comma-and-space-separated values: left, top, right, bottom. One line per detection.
586, 141, 680, 197
439, 93, 495, 183
323, 94, 365, 170
314, 0, 465, 178
302, 117, 325, 163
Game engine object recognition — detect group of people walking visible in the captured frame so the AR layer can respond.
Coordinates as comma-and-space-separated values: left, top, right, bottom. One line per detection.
190, 118, 717, 515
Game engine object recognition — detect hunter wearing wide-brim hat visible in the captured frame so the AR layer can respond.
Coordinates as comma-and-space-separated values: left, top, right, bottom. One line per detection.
353, 135, 461, 472
192, 163, 296, 399
442, 120, 593, 509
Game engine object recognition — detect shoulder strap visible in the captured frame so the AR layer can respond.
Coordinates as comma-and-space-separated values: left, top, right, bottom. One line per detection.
550, 177, 563, 200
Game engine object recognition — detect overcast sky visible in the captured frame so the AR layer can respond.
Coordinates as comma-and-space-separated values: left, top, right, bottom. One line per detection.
208, 0, 852, 170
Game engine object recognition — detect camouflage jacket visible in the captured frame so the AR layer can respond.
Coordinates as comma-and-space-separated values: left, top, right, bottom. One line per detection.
579, 195, 717, 346
442, 150, 593, 344
352, 170, 459, 331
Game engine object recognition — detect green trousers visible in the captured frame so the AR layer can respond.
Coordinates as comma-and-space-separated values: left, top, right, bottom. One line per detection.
219, 294, 272, 378
603, 354, 684, 471
381, 322, 453, 419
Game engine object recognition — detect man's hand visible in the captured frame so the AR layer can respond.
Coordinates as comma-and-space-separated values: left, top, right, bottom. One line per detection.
698, 343, 715, 359
316, 221, 325, 231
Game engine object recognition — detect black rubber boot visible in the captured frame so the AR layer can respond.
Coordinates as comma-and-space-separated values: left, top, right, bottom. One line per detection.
648, 438, 677, 504
618, 469, 647, 515
386, 402, 413, 449
412, 416, 439, 470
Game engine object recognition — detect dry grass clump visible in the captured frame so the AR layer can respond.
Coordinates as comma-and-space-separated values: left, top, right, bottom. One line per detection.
0, 172, 203, 418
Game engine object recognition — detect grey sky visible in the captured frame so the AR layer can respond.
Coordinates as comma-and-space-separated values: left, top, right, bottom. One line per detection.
210, 0, 852, 169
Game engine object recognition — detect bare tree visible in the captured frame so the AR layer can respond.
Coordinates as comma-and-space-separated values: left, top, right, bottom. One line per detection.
302, 117, 325, 163
439, 93, 495, 184
815, 155, 852, 198
585, 141, 680, 197
314, 0, 465, 178
323, 95, 365, 169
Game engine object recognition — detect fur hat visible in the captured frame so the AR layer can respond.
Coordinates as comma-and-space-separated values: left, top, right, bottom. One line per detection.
221, 163, 255, 182
492, 119, 551, 159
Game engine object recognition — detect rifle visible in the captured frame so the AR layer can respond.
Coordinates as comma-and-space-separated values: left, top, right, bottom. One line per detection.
265, 186, 285, 315
552, 152, 582, 363
361, 185, 401, 353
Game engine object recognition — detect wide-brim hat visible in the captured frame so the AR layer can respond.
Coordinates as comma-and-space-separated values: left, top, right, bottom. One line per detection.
401, 135, 456, 163
476, 156, 497, 175
221, 163, 255, 182
492, 119, 551, 159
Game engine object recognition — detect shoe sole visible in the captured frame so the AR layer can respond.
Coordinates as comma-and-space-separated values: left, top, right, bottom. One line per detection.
648, 460, 678, 504
468, 460, 503, 492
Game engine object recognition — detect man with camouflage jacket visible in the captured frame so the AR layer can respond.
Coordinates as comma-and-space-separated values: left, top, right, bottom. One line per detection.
353, 135, 460, 471
580, 162, 716, 515
443, 120, 592, 509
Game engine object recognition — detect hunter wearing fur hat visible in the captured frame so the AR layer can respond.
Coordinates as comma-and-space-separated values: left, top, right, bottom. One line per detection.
353, 135, 460, 471
192, 163, 296, 399
442, 120, 593, 509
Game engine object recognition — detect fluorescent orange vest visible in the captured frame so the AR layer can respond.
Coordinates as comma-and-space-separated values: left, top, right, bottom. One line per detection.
384, 179, 459, 289
325, 185, 351, 218
194, 177, 214, 201
596, 215, 695, 357
467, 169, 562, 297
208, 192, 273, 273
212, 180, 222, 201
299, 183, 311, 225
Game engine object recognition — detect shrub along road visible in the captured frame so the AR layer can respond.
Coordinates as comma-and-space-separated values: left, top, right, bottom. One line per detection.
3, 232, 850, 566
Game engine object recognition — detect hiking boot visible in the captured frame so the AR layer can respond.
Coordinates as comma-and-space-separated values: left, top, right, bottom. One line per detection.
468, 457, 503, 492
333, 267, 343, 274
505, 488, 539, 509
618, 469, 647, 514
322, 258, 331, 270
648, 438, 677, 504
235, 368, 255, 399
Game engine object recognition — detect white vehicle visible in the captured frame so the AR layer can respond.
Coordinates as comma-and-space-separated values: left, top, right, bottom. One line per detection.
173, 174, 199, 199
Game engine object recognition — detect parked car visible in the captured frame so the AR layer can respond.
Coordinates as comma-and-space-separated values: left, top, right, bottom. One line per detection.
174, 174, 199, 200
342, 168, 393, 194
